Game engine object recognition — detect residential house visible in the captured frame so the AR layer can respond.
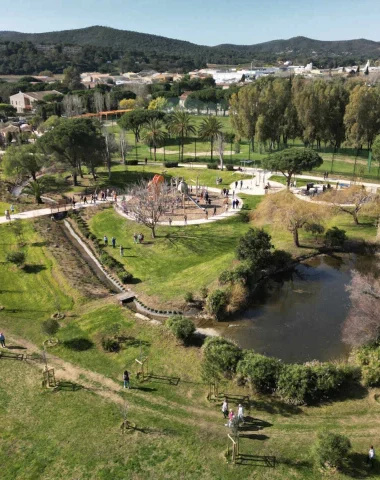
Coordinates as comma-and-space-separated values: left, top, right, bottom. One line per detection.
9, 90, 63, 113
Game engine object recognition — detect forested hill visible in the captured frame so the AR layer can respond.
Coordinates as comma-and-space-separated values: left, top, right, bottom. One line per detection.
0, 26, 379, 75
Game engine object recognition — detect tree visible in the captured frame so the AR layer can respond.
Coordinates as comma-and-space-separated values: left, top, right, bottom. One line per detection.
94, 90, 104, 113
201, 337, 242, 382
118, 128, 129, 164
118, 109, 157, 142
62, 95, 83, 117
148, 97, 167, 111
0, 103, 16, 117
313, 431, 351, 471
262, 148, 323, 188
141, 118, 166, 162
344, 84, 380, 149
253, 191, 324, 247
24, 180, 43, 204
236, 228, 273, 267
2, 143, 45, 181
119, 98, 136, 110
342, 265, 380, 347
237, 351, 282, 393
322, 185, 375, 225
62, 66, 83, 91
167, 110, 196, 161
324, 227, 347, 248
38, 118, 106, 186
41, 318, 60, 340
166, 315, 195, 343
372, 134, 380, 177
198, 116, 223, 161
122, 180, 172, 238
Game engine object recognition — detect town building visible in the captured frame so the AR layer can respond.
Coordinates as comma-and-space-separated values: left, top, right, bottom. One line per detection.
9, 90, 63, 113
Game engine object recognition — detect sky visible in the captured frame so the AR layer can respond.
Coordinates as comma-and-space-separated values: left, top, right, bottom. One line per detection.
1, 0, 380, 45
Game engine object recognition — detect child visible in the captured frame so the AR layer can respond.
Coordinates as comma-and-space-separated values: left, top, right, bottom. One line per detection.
123, 370, 130, 389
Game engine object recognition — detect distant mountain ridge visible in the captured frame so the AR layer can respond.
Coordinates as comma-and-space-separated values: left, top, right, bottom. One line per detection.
1, 26, 380, 60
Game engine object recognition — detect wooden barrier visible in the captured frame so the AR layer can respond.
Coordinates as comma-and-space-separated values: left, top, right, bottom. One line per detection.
227, 434, 239, 464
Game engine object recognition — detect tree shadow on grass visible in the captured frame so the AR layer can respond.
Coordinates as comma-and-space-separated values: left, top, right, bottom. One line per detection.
239, 433, 270, 441
31, 241, 48, 247
253, 398, 302, 417
23, 264, 47, 274
341, 453, 379, 478
63, 338, 94, 351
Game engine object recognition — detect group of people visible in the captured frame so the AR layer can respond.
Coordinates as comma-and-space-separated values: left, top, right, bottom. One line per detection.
323, 171, 330, 180
104, 235, 117, 248
222, 398, 244, 427
133, 232, 144, 244
235, 180, 244, 189
231, 199, 240, 209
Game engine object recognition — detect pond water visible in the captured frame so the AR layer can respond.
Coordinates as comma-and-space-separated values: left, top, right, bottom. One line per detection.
222, 254, 377, 363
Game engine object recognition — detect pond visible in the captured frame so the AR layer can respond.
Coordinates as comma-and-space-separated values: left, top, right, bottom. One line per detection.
221, 254, 377, 363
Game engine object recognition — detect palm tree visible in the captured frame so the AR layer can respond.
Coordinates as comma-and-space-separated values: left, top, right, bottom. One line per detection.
198, 116, 223, 161
167, 111, 196, 161
25, 180, 43, 204
141, 118, 167, 162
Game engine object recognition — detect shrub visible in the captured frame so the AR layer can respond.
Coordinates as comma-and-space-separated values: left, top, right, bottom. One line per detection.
163, 161, 178, 168
269, 250, 293, 271
324, 227, 347, 248
200, 286, 208, 299
207, 163, 218, 170
226, 283, 249, 314
304, 222, 325, 240
166, 315, 195, 343
6, 251, 26, 267
202, 337, 242, 381
41, 319, 60, 337
125, 160, 139, 165
236, 228, 273, 268
184, 291, 194, 303
206, 289, 229, 320
277, 364, 312, 405
225, 164, 234, 171
308, 362, 346, 400
355, 345, 380, 387
116, 268, 133, 284
101, 336, 120, 352
313, 431, 351, 470
237, 352, 282, 393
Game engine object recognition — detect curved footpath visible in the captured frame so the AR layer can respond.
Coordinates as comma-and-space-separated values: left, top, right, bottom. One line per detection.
1, 166, 379, 225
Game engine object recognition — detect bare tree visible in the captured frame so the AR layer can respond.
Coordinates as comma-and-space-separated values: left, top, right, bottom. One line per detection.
122, 180, 173, 238
342, 266, 380, 347
102, 129, 118, 179
94, 91, 104, 113
63, 95, 84, 117
119, 128, 129, 164
216, 133, 225, 170
322, 186, 375, 225
105, 92, 111, 112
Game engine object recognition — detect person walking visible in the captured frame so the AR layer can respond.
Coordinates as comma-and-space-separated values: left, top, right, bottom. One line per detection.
237, 404, 244, 423
0, 332, 5, 348
235, 181, 238, 188
123, 370, 130, 389
111, 237, 116, 248
240, 180, 243, 189
5, 209, 11, 220
213, 206, 217, 216
120, 245, 124, 257
10, 204, 15, 214
83, 196, 88, 204
184, 214, 187, 225
228, 409, 235, 428
222, 398, 228, 419
168, 217, 172, 226
133, 233, 138, 243
367, 446, 375, 468
104, 235, 108, 246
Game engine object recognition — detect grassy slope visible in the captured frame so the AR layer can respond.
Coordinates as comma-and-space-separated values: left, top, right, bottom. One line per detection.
0, 220, 380, 479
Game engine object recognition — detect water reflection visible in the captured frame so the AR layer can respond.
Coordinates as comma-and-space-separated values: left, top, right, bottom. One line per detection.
222, 254, 376, 363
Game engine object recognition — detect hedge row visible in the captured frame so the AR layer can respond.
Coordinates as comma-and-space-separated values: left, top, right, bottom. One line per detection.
163, 161, 178, 168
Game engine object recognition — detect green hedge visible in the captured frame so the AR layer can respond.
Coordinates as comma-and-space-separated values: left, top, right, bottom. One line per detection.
163, 161, 178, 168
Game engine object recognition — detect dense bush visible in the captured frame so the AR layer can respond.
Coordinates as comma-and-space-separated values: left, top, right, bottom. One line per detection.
42, 319, 60, 337
277, 364, 311, 405
219, 261, 253, 285
313, 431, 351, 470
355, 345, 380, 386
200, 286, 208, 299
6, 251, 26, 267
206, 288, 229, 320
225, 164, 234, 171
269, 250, 293, 271
166, 315, 195, 343
236, 228, 273, 267
201, 337, 242, 381
163, 161, 178, 168
238, 352, 282, 393
125, 160, 139, 165
308, 362, 346, 400
325, 227, 347, 248
184, 291, 194, 303
207, 163, 218, 170
101, 336, 120, 352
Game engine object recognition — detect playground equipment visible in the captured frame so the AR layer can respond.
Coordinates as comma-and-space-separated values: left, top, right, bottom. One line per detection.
148, 175, 165, 199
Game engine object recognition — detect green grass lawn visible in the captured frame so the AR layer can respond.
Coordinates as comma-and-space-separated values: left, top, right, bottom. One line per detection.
1, 216, 380, 479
